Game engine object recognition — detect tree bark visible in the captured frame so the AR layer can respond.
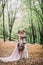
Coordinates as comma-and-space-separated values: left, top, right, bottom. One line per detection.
2, 0, 6, 41
40, 0, 43, 44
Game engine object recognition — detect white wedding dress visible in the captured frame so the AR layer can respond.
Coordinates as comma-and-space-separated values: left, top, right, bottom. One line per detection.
0, 40, 28, 62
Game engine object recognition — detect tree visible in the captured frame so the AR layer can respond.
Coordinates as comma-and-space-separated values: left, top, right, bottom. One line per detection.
7, 0, 20, 40
0, 0, 8, 17
40, 0, 43, 44
0, 0, 8, 41
2, 0, 6, 41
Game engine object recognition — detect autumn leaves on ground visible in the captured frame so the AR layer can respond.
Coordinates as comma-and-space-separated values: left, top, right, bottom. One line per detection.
0, 40, 43, 65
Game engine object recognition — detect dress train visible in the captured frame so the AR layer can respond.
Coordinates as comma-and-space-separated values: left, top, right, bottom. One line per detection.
0, 43, 28, 62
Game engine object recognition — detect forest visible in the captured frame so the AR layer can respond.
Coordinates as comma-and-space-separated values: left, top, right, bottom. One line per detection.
0, 0, 43, 44
0, 0, 43, 65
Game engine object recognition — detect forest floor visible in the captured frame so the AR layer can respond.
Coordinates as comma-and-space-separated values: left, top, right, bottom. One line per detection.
0, 40, 43, 65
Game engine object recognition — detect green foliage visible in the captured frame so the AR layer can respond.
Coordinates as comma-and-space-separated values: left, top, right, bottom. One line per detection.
40, 3, 43, 8
0, 0, 43, 44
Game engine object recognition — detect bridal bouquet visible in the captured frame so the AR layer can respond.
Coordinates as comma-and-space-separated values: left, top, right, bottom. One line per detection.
18, 43, 24, 51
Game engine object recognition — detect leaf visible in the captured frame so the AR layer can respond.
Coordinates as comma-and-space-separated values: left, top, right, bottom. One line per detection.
40, 3, 43, 8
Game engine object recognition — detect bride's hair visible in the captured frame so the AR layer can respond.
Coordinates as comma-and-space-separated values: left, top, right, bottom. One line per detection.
17, 30, 26, 39
18, 30, 25, 34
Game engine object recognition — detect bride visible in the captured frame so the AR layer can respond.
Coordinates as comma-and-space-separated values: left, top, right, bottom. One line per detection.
0, 30, 28, 62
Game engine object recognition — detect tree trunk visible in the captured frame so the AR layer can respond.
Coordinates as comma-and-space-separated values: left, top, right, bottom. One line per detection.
41, 0, 43, 13
40, 26, 43, 44
9, 30, 12, 41
40, 0, 43, 44
31, 22, 36, 43
30, 0, 36, 43
9, 26, 12, 41
2, 1, 6, 41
